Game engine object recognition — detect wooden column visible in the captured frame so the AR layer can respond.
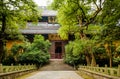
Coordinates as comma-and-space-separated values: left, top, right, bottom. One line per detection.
49, 41, 55, 59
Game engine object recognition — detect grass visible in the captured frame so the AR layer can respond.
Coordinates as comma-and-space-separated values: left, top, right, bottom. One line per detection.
16, 71, 39, 79
76, 71, 94, 79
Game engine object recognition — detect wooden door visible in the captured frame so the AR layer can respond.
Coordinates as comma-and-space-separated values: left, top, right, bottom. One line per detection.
55, 42, 62, 59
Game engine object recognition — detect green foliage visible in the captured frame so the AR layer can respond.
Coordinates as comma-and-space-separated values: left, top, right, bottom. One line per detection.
94, 45, 109, 66
51, 0, 102, 40
100, 0, 120, 26
64, 41, 86, 66
84, 25, 102, 35
18, 50, 50, 68
113, 57, 120, 66
2, 55, 16, 65
64, 39, 95, 66
64, 38, 112, 67
2, 43, 25, 65
51, 0, 120, 67
0, 0, 39, 63
113, 45, 120, 66
18, 35, 51, 68
50, 0, 64, 10
97, 0, 120, 67
64, 36, 111, 66
99, 0, 120, 41
116, 45, 120, 52
3, 35, 51, 68
11, 43, 24, 55
94, 45, 106, 54
0, 0, 39, 37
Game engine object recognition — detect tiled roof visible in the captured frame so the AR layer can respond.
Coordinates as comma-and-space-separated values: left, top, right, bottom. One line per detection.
27, 22, 60, 27
20, 22, 60, 34
21, 29, 57, 34
41, 10, 57, 16
20, 7, 59, 34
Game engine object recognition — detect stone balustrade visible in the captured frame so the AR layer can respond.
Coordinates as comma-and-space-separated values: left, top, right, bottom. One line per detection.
79, 65, 120, 79
0, 64, 36, 79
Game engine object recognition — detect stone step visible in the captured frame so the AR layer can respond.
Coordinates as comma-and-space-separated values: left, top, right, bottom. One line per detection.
40, 59, 74, 71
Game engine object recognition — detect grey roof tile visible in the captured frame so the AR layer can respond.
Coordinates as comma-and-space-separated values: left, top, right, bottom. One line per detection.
21, 29, 57, 34
20, 22, 60, 34
41, 10, 57, 16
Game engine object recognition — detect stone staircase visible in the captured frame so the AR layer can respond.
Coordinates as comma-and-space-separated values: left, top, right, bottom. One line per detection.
40, 59, 74, 71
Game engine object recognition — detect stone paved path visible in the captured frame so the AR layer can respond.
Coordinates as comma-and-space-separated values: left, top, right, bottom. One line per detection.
26, 71, 83, 79
24, 59, 83, 79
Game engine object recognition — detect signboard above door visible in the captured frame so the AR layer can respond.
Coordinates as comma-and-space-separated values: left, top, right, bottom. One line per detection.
48, 34, 61, 40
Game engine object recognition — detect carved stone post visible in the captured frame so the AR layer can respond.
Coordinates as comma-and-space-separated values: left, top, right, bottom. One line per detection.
0, 64, 3, 73
105, 64, 108, 74
117, 65, 120, 77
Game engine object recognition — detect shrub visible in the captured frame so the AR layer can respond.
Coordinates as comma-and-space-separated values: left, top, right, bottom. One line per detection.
18, 35, 51, 68
64, 41, 86, 68
4, 35, 51, 68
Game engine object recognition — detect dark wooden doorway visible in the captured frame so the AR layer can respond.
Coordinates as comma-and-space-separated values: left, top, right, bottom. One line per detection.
55, 42, 62, 59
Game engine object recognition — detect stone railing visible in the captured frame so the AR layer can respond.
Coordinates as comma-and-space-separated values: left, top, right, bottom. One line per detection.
0, 64, 36, 79
79, 65, 120, 79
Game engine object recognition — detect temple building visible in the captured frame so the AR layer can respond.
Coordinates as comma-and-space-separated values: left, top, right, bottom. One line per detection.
21, 7, 67, 59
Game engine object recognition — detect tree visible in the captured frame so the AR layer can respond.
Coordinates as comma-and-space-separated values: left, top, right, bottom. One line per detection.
51, 0, 103, 66
64, 38, 97, 66
18, 35, 51, 68
51, 0, 103, 39
64, 41, 85, 68
51, 0, 120, 67
99, 0, 120, 67
0, 0, 39, 63
2, 43, 25, 65
52, 0, 120, 67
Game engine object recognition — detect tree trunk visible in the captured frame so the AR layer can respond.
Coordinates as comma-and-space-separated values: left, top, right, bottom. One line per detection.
85, 51, 91, 66
0, 40, 5, 63
107, 42, 113, 68
107, 50, 112, 68
91, 52, 96, 67
109, 55, 112, 68
0, 13, 6, 63
109, 42, 113, 68
85, 55, 91, 66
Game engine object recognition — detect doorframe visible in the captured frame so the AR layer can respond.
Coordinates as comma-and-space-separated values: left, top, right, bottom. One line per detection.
55, 42, 62, 59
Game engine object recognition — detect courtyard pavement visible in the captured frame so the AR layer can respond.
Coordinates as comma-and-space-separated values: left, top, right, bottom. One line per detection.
22, 59, 83, 79
26, 71, 83, 79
